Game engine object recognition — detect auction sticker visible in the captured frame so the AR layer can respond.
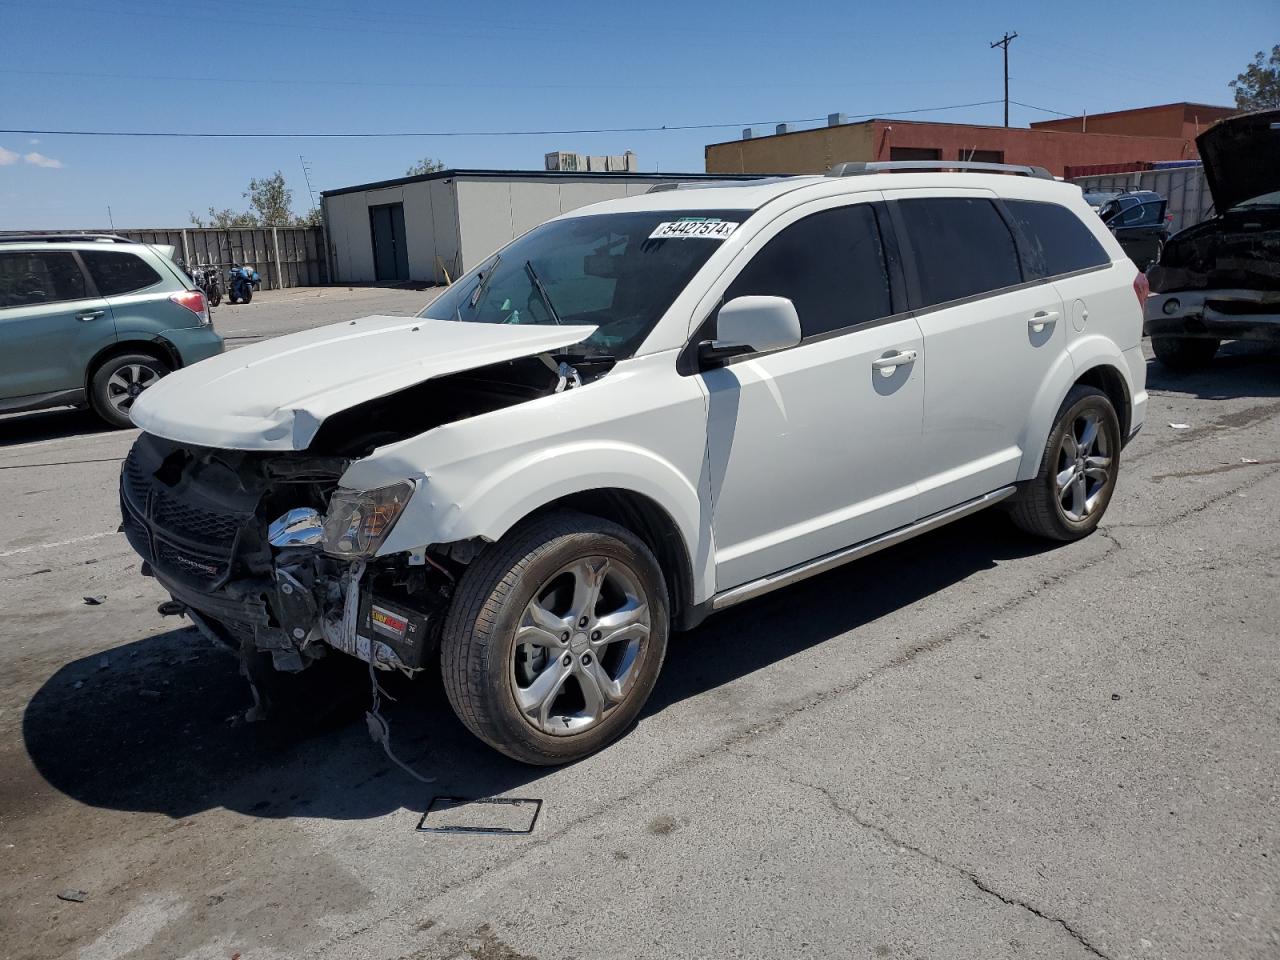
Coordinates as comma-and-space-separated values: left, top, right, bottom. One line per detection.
649, 218, 739, 240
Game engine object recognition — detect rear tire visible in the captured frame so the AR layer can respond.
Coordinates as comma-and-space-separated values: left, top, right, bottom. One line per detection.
89, 352, 171, 429
1009, 385, 1121, 541
1152, 336, 1218, 371
440, 510, 669, 765
241, 287, 252, 304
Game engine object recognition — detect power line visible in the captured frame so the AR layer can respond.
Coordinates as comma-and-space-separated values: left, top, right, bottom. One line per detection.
1009, 100, 1076, 118
0, 100, 1009, 140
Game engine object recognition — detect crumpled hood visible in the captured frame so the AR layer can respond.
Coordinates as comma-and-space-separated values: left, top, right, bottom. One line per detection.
1197, 108, 1280, 213
131, 315, 596, 451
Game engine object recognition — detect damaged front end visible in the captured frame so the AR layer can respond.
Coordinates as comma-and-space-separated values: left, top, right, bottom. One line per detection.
120, 432, 457, 677
1145, 209, 1280, 342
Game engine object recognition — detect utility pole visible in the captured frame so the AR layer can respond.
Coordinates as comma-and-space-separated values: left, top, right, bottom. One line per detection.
990, 31, 1018, 128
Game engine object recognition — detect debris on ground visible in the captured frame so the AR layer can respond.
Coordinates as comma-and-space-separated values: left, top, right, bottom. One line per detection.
96, 656, 109, 671
56, 889, 88, 903
1241, 457, 1260, 464
1111, 693, 1122, 701
82, 596, 105, 605
1168, 423, 1191, 430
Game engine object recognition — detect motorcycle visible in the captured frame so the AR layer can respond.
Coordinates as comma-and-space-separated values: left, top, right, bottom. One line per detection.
176, 260, 222, 307
227, 264, 261, 305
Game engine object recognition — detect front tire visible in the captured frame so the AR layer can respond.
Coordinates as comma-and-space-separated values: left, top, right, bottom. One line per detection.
1009, 385, 1121, 541
1152, 336, 1218, 371
89, 352, 170, 429
440, 511, 669, 765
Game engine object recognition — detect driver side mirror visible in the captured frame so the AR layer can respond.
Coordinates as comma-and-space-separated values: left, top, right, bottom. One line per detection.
699, 296, 802, 367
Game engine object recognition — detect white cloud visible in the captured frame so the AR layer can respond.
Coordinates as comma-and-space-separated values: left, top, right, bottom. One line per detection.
24, 152, 64, 169
0, 146, 18, 166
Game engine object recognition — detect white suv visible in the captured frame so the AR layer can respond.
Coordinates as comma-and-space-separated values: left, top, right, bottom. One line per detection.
122, 161, 1148, 764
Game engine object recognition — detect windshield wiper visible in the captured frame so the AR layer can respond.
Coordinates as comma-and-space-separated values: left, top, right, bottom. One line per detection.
458, 255, 501, 321
524, 260, 562, 326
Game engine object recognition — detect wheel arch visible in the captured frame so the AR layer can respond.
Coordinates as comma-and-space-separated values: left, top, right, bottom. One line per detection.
1017, 337, 1135, 480
525, 488, 697, 630
84, 336, 180, 393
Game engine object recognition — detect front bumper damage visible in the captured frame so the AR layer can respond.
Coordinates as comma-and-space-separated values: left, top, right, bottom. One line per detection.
120, 433, 450, 677
1144, 288, 1280, 342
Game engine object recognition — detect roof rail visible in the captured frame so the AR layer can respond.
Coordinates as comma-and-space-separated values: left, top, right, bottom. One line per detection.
645, 176, 793, 193
0, 232, 140, 244
826, 160, 1054, 180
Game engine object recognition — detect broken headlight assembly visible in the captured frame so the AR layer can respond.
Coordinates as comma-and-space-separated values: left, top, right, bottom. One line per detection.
321, 481, 415, 557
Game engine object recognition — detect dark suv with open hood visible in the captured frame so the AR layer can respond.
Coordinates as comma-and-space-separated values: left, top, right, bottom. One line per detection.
1144, 109, 1280, 369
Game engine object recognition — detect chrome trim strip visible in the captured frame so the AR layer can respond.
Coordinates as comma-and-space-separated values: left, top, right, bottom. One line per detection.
710, 486, 1017, 611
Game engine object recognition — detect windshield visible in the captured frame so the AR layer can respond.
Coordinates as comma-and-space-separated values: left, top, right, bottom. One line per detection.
1231, 189, 1280, 210
420, 210, 747, 358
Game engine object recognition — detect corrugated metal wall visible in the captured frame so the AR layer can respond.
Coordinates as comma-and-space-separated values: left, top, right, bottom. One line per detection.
69, 227, 328, 289
1071, 165, 1214, 235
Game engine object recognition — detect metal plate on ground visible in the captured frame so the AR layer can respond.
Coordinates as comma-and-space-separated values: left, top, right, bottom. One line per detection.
416, 796, 542, 835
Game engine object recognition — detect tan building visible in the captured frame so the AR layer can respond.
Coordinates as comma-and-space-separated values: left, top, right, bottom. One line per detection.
704, 104, 1233, 178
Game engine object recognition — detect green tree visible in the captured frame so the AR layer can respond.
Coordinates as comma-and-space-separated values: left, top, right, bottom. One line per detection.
189, 207, 258, 228
245, 171, 295, 225
406, 156, 446, 176
1230, 45, 1280, 110
188, 171, 322, 227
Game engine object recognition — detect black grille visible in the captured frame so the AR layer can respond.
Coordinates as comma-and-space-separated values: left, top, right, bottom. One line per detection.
121, 443, 254, 590
153, 489, 242, 547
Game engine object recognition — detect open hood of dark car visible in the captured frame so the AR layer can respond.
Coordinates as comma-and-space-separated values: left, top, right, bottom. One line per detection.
1197, 109, 1280, 213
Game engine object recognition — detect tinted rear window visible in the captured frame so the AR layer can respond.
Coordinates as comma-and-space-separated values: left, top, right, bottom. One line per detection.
81, 250, 163, 296
897, 197, 1022, 307
1005, 199, 1111, 279
0, 251, 87, 308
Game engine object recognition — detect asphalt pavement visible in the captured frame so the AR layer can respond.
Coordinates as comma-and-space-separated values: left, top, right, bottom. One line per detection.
0, 298, 1276, 960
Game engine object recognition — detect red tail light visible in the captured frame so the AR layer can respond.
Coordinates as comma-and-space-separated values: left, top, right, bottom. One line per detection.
1133, 271, 1150, 306
170, 289, 209, 323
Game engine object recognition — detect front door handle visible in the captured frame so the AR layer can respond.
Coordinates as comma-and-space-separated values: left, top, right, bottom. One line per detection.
872, 349, 918, 376
1028, 311, 1059, 334
76, 309, 106, 322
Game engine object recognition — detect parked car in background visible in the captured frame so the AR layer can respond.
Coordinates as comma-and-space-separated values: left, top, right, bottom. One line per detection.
1145, 109, 1280, 369
120, 161, 1146, 764
1093, 190, 1170, 270
0, 234, 225, 427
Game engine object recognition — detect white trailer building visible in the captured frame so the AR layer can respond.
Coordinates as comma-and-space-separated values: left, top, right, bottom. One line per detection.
321, 168, 751, 285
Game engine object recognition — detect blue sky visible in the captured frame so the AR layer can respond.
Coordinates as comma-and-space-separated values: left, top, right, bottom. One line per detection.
1, 0, 1274, 228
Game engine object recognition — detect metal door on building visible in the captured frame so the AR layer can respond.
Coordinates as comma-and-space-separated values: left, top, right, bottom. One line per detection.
370, 203, 410, 282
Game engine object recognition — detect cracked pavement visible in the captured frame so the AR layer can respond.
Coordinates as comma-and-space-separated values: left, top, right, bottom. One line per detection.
1, 336, 1277, 960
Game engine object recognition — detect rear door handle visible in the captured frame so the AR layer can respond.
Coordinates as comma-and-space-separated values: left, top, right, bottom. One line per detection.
872, 349, 918, 375
76, 309, 106, 322
1028, 311, 1059, 334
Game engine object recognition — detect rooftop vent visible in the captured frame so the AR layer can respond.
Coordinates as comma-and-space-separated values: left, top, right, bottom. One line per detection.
828, 113, 848, 127
776, 123, 790, 135
742, 128, 753, 140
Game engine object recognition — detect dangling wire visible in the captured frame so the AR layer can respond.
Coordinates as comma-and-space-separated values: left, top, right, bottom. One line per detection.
364, 637, 437, 784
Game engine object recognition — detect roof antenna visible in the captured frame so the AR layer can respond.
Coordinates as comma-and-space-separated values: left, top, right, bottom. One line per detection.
107, 205, 115, 230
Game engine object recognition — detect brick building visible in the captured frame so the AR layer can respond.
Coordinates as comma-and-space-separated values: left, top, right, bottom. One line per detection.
704, 103, 1235, 178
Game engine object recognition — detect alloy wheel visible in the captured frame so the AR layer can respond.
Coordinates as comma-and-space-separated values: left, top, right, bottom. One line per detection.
510, 556, 651, 736
1055, 410, 1111, 522
106, 363, 162, 415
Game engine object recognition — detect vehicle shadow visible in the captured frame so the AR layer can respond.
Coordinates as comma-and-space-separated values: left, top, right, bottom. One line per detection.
1146, 340, 1280, 401
23, 512, 1051, 822
0, 407, 118, 447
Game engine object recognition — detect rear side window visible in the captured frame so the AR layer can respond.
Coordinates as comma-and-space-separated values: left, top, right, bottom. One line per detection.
896, 197, 1021, 307
1005, 199, 1110, 278
80, 250, 163, 296
724, 204, 893, 338
0, 252, 87, 308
